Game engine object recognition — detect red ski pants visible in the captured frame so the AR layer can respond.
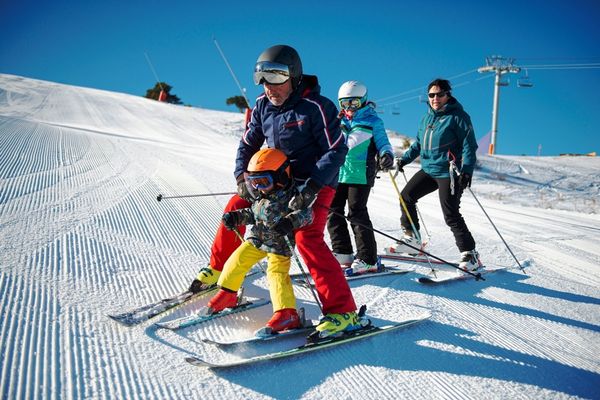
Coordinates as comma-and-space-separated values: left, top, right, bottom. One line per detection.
209, 187, 357, 314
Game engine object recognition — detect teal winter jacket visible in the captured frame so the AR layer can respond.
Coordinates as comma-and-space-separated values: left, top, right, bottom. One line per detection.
402, 98, 477, 178
339, 104, 393, 186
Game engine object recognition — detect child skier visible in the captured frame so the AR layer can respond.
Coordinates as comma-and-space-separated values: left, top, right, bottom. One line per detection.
206, 148, 313, 333
327, 81, 395, 275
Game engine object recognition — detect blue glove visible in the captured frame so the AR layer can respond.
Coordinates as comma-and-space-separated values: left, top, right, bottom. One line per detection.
289, 179, 321, 211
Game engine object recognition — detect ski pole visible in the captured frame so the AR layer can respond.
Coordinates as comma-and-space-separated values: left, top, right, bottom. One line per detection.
401, 170, 430, 239
284, 236, 324, 314
388, 171, 437, 274
156, 192, 236, 202
449, 162, 525, 273
388, 171, 422, 244
321, 204, 483, 280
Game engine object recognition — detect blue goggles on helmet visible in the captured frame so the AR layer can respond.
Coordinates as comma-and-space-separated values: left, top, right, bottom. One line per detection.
339, 96, 366, 111
253, 61, 290, 85
244, 172, 276, 192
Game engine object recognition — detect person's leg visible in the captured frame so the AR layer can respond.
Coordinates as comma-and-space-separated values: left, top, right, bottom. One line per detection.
209, 241, 265, 312
217, 241, 265, 291
436, 180, 475, 252
295, 186, 357, 314
347, 185, 377, 265
264, 253, 301, 331
327, 184, 353, 254
399, 170, 438, 233
209, 194, 251, 270
266, 253, 296, 311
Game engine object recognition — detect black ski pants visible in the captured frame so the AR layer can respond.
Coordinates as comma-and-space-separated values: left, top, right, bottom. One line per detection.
401, 169, 475, 252
327, 183, 378, 265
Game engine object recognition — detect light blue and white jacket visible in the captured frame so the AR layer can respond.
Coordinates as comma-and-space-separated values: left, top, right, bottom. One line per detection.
338, 103, 393, 186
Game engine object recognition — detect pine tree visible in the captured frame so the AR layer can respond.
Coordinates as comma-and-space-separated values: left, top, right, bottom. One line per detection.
145, 82, 182, 105
226, 95, 249, 113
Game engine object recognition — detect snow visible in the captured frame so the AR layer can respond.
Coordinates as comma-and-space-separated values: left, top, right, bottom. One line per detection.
1, 73, 599, 399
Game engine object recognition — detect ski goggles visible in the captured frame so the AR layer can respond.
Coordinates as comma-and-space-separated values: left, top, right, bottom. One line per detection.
339, 96, 365, 111
244, 172, 275, 191
253, 61, 290, 85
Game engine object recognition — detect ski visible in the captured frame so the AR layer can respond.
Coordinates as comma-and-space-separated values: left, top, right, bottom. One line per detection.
107, 285, 217, 327
379, 253, 450, 266
185, 313, 430, 368
291, 266, 413, 287
202, 324, 318, 347
155, 297, 270, 330
202, 307, 317, 347
417, 266, 506, 284
107, 266, 263, 327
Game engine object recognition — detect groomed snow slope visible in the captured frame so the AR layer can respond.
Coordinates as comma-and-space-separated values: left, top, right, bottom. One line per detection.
1, 73, 599, 399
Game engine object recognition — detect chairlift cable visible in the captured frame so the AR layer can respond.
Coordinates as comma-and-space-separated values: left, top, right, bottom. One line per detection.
144, 52, 165, 92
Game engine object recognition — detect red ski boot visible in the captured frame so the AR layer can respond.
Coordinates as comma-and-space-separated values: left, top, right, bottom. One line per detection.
207, 289, 238, 313
265, 308, 301, 332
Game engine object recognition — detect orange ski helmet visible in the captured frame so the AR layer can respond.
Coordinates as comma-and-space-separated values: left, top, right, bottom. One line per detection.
245, 148, 291, 192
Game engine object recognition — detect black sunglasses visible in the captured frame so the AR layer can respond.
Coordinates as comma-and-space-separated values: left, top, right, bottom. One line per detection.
428, 91, 447, 99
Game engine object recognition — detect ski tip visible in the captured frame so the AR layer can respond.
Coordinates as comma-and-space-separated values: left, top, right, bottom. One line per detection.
200, 338, 221, 346
107, 314, 141, 327
154, 322, 177, 330
184, 356, 212, 368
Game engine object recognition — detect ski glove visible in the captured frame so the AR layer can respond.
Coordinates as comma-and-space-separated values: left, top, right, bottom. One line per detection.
378, 153, 395, 171
222, 211, 242, 230
459, 173, 472, 189
395, 158, 407, 173
272, 217, 294, 235
236, 174, 253, 202
289, 179, 321, 211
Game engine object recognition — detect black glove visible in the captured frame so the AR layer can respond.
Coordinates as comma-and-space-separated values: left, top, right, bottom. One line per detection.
459, 173, 472, 189
272, 217, 294, 235
378, 153, 394, 171
222, 212, 241, 230
236, 174, 253, 202
396, 158, 407, 173
289, 179, 321, 211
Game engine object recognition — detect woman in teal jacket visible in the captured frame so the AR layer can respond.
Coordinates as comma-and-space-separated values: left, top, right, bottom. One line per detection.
392, 78, 480, 271
327, 81, 394, 274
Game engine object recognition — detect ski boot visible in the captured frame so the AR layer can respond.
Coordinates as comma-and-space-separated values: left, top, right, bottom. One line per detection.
344, 259, 379, 276
333, 253, 354, 268
188, 266, 221, 293
458, 250, 482, 272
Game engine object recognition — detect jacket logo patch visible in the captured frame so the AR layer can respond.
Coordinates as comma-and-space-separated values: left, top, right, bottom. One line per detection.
284, 120, 305, 128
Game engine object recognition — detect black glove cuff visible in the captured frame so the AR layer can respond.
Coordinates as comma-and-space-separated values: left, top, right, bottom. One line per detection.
306, 178, 322, 194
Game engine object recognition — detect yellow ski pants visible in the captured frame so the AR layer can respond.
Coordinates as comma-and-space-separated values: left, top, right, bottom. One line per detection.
217, 241, 296, 311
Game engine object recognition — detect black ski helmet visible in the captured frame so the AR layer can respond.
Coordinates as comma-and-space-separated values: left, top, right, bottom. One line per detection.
256, 45, 303, 89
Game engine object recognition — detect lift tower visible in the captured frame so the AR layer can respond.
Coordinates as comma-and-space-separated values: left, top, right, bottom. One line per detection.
478, 56, 521, 155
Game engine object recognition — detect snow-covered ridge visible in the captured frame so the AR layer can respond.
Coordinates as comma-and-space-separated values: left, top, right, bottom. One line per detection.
1, 73, 599, 399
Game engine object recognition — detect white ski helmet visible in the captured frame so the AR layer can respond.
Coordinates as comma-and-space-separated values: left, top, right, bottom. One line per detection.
338, 80, 368, 101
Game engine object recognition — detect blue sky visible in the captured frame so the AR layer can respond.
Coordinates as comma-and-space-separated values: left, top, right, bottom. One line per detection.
2, 0, 599, 156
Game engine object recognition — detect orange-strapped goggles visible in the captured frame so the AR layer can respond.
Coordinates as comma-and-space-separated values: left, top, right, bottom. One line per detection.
245, 172, 275, 191
254, 61, 290, 85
